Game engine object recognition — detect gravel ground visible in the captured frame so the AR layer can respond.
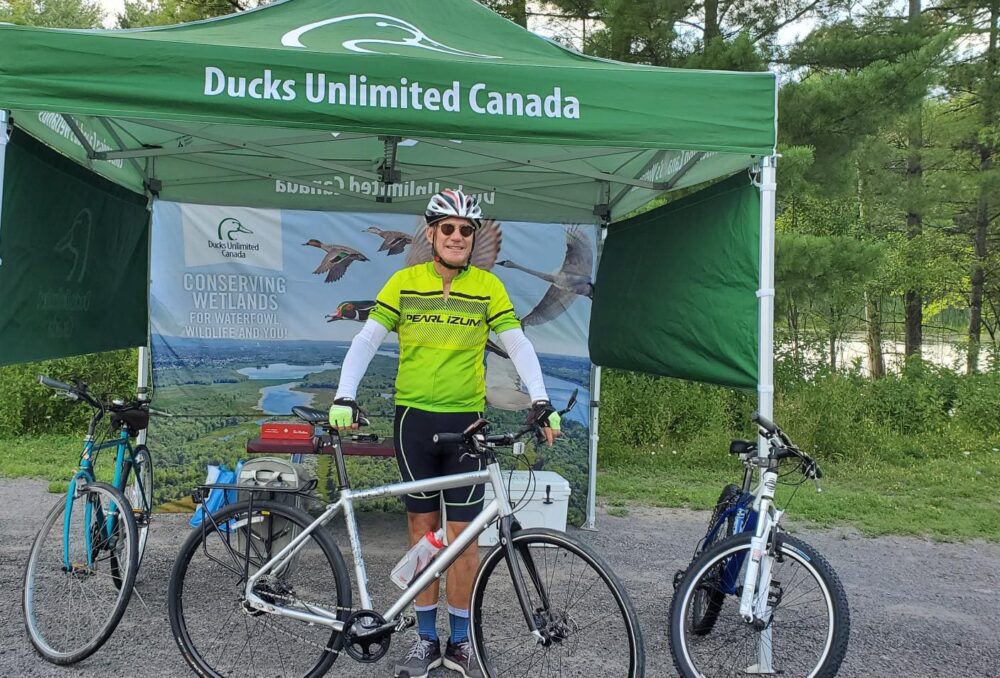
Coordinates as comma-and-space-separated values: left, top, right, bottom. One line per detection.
1, 477, 998, 677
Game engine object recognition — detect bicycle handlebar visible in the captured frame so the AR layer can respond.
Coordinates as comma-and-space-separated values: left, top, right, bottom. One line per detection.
750, 410, 777, 434
750, 412, 823, 485
38, 375, 74, 393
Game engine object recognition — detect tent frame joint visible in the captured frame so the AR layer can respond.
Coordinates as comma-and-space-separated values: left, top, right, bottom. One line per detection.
61, 115, 98, 160
378, 135, 402, 185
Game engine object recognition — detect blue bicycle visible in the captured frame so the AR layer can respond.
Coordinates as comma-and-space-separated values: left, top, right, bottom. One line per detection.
22, 376, 156, 664
669, 413, 850, 677
672, 437, 760, 633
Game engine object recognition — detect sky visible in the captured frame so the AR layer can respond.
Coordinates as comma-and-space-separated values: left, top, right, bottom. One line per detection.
97, 0, 124, 27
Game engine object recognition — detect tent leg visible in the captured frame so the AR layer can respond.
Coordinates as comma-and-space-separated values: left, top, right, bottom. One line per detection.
583, 219, 608, 531
136, 345, 151, 446
583, 363, 601, 530
0, 111, 8, 265
756, 154, 777, 674
757, 155, 777, 421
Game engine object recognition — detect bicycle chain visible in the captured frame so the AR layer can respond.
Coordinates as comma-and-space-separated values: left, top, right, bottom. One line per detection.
247, 586, 355, 657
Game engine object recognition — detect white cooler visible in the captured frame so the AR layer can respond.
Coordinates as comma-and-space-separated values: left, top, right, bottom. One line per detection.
478, 470, 571, 546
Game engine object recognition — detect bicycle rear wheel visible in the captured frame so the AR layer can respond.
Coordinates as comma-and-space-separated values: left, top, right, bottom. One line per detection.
670, 532, 850, 678
23, 481, 139, 664
471, 527, 644, 677
168, 499, 352, 678
124, 444, 153, 566
688, 483, 741, 635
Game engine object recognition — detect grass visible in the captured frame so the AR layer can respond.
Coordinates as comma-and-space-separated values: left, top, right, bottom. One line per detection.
598, 436, 1000, 541
3, 431, 997, 540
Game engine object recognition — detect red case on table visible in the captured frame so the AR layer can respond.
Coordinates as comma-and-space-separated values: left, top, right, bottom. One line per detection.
260, 422, 314, 440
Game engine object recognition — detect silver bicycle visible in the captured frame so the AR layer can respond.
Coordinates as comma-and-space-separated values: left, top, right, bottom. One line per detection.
167, 394, 644, 677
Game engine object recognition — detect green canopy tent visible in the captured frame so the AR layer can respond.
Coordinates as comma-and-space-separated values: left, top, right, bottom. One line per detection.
0, 0, 779, 530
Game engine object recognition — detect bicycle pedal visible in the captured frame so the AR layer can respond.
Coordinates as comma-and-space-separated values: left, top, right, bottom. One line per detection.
396, 615, 415, 631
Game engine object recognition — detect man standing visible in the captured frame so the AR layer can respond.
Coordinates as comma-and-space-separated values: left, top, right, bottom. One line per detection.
329, 188, 560, 678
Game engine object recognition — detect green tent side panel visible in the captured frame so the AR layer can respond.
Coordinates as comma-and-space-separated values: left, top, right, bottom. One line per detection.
589, 174, 759, 389
0, 131, 149, 366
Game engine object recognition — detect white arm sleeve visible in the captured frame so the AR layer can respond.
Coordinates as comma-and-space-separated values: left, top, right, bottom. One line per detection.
497, 328, 548, 403
334, 319, 389, 400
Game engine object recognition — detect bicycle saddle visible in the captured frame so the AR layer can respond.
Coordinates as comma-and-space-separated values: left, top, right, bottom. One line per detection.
292, 405, 328, 424
110, 407, 149, 433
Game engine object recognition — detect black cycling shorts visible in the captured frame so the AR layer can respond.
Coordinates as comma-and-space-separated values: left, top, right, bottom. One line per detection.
393, 405, 484, 522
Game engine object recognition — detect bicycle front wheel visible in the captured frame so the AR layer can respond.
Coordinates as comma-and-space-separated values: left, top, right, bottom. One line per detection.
23, 481, 139, 664
124, 444, 153, 566
168, 499, 352, 678
670, 532, 850, 678
471, 527, 644, 677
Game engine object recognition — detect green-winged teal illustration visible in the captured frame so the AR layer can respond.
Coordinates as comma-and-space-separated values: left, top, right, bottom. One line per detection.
303, 239, 370, 282
364, 226, 413, 256
404, 218, 503, 270
496, 226, 594, 327
326, 300, 377, 322
217, 217, 253, 241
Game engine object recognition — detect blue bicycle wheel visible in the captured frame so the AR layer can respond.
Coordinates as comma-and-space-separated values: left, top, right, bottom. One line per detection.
22, 481, 139, 664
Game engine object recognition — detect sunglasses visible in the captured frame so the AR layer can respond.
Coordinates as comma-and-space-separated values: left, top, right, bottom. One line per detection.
438, 222, 475, 238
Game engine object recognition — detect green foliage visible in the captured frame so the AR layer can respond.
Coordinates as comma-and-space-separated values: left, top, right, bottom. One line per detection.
116, 0, 267, 28
0, 350, 138, 437
599, 362, 1000, 540
0, 0, 103, 27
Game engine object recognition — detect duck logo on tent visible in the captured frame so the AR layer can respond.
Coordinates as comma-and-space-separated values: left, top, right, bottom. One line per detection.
281, 13, 503, 59
55, 208, 92, 283
218, 217, 253, 241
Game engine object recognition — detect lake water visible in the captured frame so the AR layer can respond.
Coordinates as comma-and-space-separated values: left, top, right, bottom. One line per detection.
258, 382, 315, 415
238, 362, 339, 379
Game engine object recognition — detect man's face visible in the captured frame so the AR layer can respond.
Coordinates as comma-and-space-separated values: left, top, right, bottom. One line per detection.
427, 217, 475, 268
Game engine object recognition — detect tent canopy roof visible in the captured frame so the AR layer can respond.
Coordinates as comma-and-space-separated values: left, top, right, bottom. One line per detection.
0, 0, 777, 222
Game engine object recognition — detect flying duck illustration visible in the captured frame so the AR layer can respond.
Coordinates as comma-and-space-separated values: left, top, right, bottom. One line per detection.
365, 226, 412, 256
496, 226, 594, 327
326, 300, 377, 322
485, 350, 531, 411
303, 240, 370, 282
404, 218, 503, 270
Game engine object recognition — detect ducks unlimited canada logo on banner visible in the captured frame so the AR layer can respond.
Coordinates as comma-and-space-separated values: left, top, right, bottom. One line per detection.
149, 202, 596, 524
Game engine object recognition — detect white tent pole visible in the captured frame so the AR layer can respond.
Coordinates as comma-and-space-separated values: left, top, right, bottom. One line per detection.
136, 197, 154, 446
584, 221, 608, 530
0, 111, 8, 264
756, 153, 777, 674
757, 155, 777, 421
584, 362, 601, 530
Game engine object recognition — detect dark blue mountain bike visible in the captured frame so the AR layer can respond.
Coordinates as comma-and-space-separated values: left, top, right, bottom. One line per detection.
22, 376, 158, 665
669, 413, 850, 677
671, 437, 760, 632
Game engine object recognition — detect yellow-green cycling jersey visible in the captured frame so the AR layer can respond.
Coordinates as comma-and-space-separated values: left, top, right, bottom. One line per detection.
369, 262, 521, 412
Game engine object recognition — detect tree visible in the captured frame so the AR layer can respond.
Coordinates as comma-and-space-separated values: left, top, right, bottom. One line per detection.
0, 0, 103, 27
937, 1, 1000, 373
117, 0, 268, 28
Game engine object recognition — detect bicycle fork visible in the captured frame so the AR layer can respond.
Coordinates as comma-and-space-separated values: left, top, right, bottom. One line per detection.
739, 469, 782, 674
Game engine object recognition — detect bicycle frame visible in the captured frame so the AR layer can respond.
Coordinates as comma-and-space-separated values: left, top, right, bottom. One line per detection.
63, 429, 133, 569
236, 440, 540, 639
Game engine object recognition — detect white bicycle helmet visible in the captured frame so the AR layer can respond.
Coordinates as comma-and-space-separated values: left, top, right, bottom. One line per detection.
425, 188, 482, 228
